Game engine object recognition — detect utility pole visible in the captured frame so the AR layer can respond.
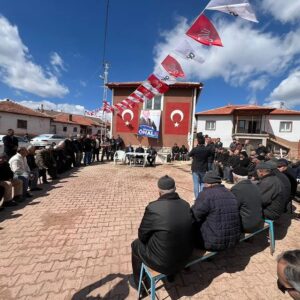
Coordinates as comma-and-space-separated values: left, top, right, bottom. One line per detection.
100, 62, 110, 138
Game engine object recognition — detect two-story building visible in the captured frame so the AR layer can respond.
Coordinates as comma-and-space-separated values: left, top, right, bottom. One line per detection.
196, 104, 300, 159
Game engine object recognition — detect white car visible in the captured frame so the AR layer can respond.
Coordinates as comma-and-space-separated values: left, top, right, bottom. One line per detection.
0, 135, 31, 154
30, 134, 66, 148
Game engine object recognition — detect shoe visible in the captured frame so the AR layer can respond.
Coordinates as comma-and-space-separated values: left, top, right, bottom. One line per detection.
43, 181, 50, 184
15, 196, 26, 203
3, 200, 18, 207
30, 187, 43, 191
166, 274, 175, 283
25, 192, 33, 198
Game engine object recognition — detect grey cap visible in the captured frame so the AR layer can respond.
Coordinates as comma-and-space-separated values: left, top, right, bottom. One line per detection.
203, 171, 222, 184
158, 175, 175, 190
256, 162, 273, 170
265, 160, 278, 170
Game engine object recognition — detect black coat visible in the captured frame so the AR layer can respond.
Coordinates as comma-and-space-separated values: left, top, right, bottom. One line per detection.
0, 162, 14, 181
192, 185, 241, 251
188, 145, 211, 173
284, 168, 298, 198
257, 173, 285, 220
27, 154, 38, 170
231, 180, 264, 233
206, 143, 215, 163
83, 138, 92, 152
2, 135, 18, 158
138, 192, 194, 275
273, 169, 291, 206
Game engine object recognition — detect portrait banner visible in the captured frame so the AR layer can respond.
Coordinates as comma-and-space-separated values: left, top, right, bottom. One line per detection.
138, 110, 161, 139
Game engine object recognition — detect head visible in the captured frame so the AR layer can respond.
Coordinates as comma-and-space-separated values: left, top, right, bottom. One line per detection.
245, 139, 250, 145
86, 134, 90, 139
174, 143, 177, 147
197, 137, 205, 145
234, 149, 240, 155
0, 153, 8, 165
7, 129, 14, 136
138, 143, 142, 148
256, 162, 272, 178
239, 151, 248, 160
232, 167, 248, 183
27, 145, 36, 155
278, 159, 289, 172
57, 141, 65, 149
157, 175, 176, 196
216, 138, 220, 142
277, 250, 300, 299
17, 147, 28, 157
232, 138, 237, 143
203, 171, 222, 188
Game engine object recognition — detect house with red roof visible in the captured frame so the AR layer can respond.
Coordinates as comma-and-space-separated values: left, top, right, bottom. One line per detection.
0, 99, 52, 136
196, 104, 300, 159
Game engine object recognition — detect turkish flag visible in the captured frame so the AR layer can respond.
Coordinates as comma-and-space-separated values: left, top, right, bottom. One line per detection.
186, 14, 223, 47
161, 55, 185, 78
147, 74, 170, 94
116, 103, 139, 133
136, 85, 155, 100
165, 102, 190, 135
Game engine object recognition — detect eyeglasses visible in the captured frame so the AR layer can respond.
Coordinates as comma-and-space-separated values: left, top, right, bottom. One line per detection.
277, 279, 296, 294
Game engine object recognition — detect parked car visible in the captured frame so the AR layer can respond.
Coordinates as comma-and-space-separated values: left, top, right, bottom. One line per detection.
0, 134, 31, 154
30, 134, 66, 147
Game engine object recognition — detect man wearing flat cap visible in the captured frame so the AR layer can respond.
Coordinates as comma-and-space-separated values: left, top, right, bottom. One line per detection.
256, 162, 285, 220
131, 175, 194, 288
192, 171, 241, 251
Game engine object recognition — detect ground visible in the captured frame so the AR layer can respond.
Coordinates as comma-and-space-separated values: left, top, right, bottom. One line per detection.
0, 162, 299, 300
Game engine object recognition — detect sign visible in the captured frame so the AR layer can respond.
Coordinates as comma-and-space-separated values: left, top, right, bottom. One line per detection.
138, 110, 161, 139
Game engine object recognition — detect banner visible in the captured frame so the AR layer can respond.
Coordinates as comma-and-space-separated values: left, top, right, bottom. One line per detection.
138, 110, 161, 139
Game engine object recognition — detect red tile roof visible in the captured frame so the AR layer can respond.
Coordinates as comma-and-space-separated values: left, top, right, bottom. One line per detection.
270, 108, 300, 115
0, 99, 52, 118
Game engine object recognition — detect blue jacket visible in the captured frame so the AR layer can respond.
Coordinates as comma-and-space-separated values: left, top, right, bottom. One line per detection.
192, 185, 241, 251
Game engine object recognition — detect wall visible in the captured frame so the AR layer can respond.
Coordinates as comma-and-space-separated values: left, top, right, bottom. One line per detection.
111, 87, 195, 149
51, 122, 80, 137
196, 115, 234, 147
266, 115, 300, 142
0, 112, 51, 136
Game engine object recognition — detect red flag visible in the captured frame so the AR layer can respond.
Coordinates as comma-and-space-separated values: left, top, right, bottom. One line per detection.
129, 93, 145, 103
186, 14, 223, 47
147, 74, 170, 94
164, 102, 191, 135
161, 55, 185, 78
136, 85, 155, 100
116, 104, 139, 133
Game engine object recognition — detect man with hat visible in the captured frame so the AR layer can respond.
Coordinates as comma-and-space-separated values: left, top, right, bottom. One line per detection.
131, 175, 194, 287
256, 161, 285, 220
192, 171, 241, 251
231, 167, 264, 233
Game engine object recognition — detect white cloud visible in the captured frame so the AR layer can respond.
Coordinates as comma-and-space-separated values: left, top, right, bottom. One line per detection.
0, 16, 69, 98
153, 17, 300, 87
50, 52, 66, 74
260, 0, 300, 24
265, 69, 300, 108
248, 76, 269, 92
79, 80, 87, 87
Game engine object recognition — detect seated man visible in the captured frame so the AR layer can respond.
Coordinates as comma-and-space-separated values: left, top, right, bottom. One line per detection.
146, 145, 157, 166
179, 145, 188, 161
26, 145, 42, 191
231, 167, 264, 233
135, 144, 145, 165
125, 143, 134, 164
192, 171, 241, 251
0, 153, 24, 206
131, 175, 194, 287
9, 147, 33, 198
256, 162, 285, 220
277, 250, 300, 299
172, 143, 180, 161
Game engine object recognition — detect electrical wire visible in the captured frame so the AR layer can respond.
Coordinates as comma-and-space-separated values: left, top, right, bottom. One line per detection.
102, 0, 110, 66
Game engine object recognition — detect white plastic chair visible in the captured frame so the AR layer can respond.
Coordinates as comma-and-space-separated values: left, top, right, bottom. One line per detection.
114, 150, 126, 165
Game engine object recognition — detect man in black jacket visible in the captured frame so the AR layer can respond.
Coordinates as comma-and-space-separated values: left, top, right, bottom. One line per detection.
131, 175, 194, 287
188, 137, 211, 199
146, 145, 157, 166
231, 167, 264, 233
26, 146, 42, 191
256, 162, 285, 220
192, 171, 241, 251
3, 129, 18, 159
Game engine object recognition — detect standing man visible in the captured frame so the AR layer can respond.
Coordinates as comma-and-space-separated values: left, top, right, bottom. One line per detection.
83, 135, 93, 165
3, 129, 18, 159
188, 137, 211, 199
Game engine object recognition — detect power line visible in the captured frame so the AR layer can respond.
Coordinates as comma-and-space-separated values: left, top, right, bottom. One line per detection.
102, 0, 110, 65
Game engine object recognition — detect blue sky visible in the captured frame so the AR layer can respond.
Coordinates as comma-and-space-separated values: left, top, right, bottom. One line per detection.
0, 0, 300, 116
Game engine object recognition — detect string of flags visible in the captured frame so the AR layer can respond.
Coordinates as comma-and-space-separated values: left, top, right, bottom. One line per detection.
101, 0, 258, 114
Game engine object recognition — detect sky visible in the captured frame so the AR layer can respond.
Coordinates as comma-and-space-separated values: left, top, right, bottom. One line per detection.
0, 0, 300, 117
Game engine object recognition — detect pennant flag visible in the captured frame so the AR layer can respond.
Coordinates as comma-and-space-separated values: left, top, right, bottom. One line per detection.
147, 74, 170, 94
161, 55, 185, 78
121, 99, 135, 108
206, 0, 258, 23
102, 101, 111, 113
186, 14, 223, 47
173, 39, 205, 64
136, 85, 156, 100
113, 103, 125, 113
153, 66, 177, 85
142, 81, 161, 97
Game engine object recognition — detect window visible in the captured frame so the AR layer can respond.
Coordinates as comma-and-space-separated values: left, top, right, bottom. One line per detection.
280, 121, 292, 132
205, 120, 216, 131
144, 95, 163, 110
238, 120, 246, 129
17, 119, 27, 129
63, 127, 67, 132
73, 127, 78, 132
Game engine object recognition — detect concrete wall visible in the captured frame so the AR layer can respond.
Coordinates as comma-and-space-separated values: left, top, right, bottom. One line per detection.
51, 122, 80, 137
196, 115, 234, 148
266, 115, 300, 142
0, 112, 51, 136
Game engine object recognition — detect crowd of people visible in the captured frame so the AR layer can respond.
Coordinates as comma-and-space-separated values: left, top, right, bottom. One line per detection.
131, 134, 300, 299
0, 129, 124, 209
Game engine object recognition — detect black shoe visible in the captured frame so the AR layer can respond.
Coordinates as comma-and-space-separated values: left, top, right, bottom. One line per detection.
30, 187, 43, 191
26, 192, 33, 198
43, 181, 50, 184
3, 200, 18, 207
166, 274, 175, 283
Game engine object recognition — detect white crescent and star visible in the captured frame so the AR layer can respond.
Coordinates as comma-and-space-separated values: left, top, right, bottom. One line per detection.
121, 109, 134, 125
170, 109, 184, 127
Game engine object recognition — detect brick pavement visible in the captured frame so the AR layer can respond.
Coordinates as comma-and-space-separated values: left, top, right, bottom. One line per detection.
0, 161, 299, 299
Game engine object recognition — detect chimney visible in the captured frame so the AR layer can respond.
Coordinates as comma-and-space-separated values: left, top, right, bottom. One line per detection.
41, 104, 44, 113
69, 114, 73, 122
